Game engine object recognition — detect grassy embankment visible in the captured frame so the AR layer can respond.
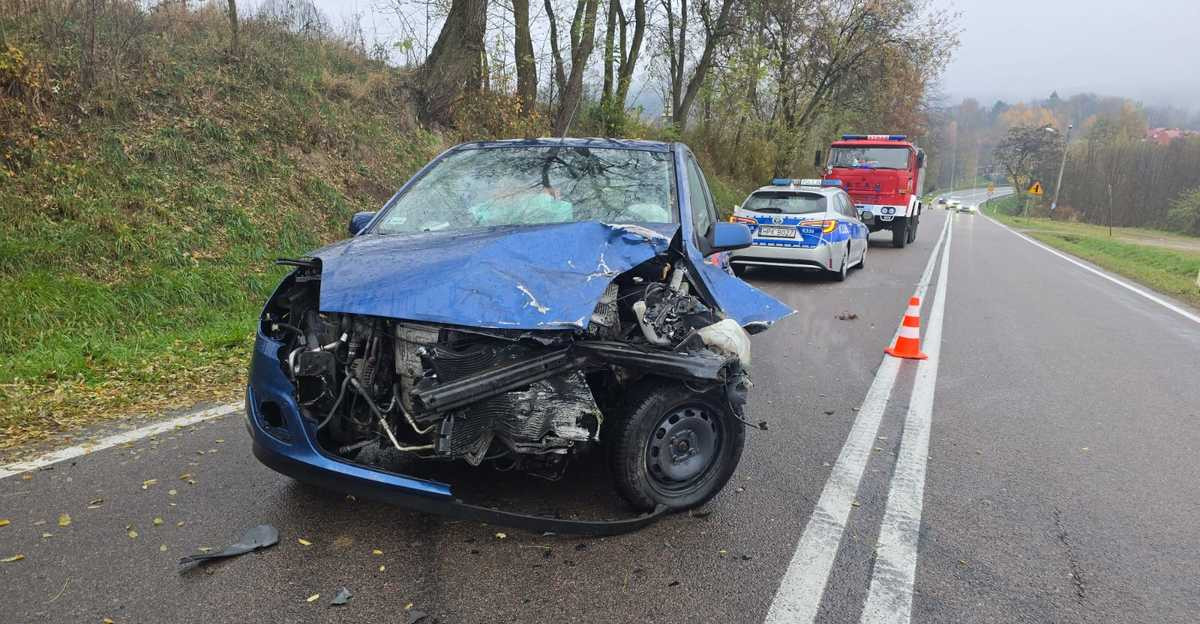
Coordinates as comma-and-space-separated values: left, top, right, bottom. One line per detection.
0, 11, 445, 448
983, 196, 1200, 308
0, 8, 759, 449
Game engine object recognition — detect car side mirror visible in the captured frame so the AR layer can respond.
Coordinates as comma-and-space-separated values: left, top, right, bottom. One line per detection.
711, 222, 752, 252
348, 211, 376, 236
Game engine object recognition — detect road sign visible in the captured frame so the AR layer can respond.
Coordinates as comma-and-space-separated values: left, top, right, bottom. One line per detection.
1028, 181, 1044, 196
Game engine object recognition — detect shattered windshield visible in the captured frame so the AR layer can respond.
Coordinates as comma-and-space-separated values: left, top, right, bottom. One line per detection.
374, 146, 677, 234
829, 146, 911, 170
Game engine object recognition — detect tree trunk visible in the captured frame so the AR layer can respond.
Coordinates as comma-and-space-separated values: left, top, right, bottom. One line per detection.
81, 0, 97, 91
544, 0, 568, 101
226, 0, 240, 58
613, 0, 645, 113
420, 0, 488, 125
552, 0, 600, 135
513, 0, 537, 112
672, 0, 735, 130
601, 0, 617, 105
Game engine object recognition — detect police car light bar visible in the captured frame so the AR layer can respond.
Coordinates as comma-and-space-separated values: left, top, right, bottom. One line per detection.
841, 134, 907, 141
771, 178, 835, 187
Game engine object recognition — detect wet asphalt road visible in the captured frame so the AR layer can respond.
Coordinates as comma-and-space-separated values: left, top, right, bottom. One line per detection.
3, 194, 1200, 623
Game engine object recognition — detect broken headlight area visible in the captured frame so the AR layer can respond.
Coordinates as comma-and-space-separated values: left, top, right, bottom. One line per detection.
261, 256, 755, 513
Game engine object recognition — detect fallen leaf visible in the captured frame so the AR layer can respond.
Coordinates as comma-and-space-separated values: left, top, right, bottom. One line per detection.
0, 519, 9, 527
379, 565, 386, 572
718, 549, 728, 556
58, 514, 71, 527
851, 501, 861, 507
41, 532, 53, 539
168, 489, 177, 496
102, 619, 114, 624
404, 602, 414, 610
2, 554, 24, 563
178, 473, 192, 481
160, 544, 168, 552
306, 594, 320, 603
141, 479, 158, 490
298, 538, 313, 546
372, 549, 383, 556
495, 532, 507, 540
197, 547, 212, 553
20, 473, 31, 480
215, 439, 224, 444
153, 518, 163, 526
128, 529, 138, 539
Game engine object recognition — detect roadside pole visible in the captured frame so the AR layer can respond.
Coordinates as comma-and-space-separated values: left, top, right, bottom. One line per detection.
1051, 124, 1072, 216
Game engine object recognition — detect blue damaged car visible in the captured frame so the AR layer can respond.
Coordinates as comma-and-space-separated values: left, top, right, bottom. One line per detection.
246, 138, 793, 534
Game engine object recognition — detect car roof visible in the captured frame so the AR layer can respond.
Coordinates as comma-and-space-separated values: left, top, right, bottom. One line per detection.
749, 185, 845, 197
453, 137, 673, 153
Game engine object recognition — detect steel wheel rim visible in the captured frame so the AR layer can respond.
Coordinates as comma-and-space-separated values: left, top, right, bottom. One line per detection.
646, 404, 722, 493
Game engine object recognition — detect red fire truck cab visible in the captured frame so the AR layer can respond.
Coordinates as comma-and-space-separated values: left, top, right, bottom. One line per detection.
822, 134, 926, 248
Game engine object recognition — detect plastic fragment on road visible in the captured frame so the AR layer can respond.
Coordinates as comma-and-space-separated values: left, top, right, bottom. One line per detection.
330, 587, 352, 606
178, 524, 279, 567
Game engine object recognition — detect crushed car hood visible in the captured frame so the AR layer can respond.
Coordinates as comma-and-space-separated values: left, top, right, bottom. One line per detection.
310, 221, 792, 331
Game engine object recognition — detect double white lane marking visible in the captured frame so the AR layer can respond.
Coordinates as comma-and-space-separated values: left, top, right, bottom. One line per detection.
859, 218, 952, 624
764, 215, 953, 624
0, 403, 240, 480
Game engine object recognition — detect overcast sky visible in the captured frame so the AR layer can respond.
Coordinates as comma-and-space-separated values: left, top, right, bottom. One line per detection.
935, 0, 1200, 109
293, 0, 1200, 112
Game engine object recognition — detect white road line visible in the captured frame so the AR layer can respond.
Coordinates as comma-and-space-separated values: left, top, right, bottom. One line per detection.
0, 402, 240, 480
764, 215, 952, 624
859, 210, 954, 624
984, 214, 1200, 325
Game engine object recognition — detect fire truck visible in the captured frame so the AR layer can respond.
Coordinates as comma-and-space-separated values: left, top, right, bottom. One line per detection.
822, 134, 926, 248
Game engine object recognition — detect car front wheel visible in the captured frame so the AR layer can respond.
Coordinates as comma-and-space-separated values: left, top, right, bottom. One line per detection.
609, 381, 745, 512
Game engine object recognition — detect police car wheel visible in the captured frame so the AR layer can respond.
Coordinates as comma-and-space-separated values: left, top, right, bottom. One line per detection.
609, 380, 745, 512
832, 248, 848, 281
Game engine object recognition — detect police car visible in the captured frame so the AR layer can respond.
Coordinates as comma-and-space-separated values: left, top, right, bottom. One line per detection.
728, 179, 869, 281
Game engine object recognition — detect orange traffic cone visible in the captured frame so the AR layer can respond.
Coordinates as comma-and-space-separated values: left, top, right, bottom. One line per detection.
885, 296, 928, 360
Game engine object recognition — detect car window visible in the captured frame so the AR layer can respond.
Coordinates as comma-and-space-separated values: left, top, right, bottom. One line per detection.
374, 146, 677, 234
685, 156, 716, 237
840, 195, 857, 218
743, 191, 827, 214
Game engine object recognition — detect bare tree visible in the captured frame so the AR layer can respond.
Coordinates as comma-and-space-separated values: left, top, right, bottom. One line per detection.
513, 0, 537, 112
598, 0, 646, 133
421, 0, 488, 125
226, 0, 240, 58
546, 0, 602, 134
661, 0, 737, 129
81, 0, 98, 91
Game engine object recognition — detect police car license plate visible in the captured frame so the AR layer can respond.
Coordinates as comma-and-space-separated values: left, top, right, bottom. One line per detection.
759, 225, 794, 238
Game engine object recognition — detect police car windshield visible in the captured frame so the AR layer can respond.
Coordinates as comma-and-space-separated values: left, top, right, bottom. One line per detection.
829, 146, 910, 170
744, 191, 827, 214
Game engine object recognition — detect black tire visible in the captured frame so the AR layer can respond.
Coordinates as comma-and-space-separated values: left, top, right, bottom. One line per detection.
857, 244, 866, 269
892, 218, 908, 248
907, 213, 919, 243
609, 381, 745, 512
831, 247, 848, 281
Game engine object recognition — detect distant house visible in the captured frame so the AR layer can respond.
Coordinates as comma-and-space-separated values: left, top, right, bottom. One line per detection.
1146, 128, 1199, 145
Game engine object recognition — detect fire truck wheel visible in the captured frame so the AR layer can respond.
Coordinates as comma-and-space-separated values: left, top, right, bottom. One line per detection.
892, 218, 908, 248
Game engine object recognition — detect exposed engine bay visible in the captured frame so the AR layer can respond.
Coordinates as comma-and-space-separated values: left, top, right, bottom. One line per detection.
262, 251, 755, 503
